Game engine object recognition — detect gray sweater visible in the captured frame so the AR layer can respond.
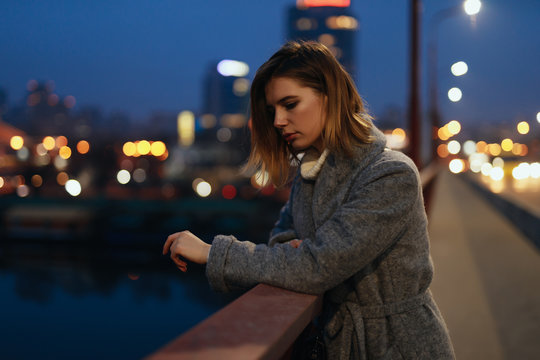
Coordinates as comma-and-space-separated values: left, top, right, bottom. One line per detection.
206, 127, 455, 359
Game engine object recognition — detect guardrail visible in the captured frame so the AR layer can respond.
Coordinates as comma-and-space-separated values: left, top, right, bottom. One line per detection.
146, 162, 440, 360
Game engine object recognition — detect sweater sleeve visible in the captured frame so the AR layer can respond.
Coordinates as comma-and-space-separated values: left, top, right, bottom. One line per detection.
206, 157, 421, 294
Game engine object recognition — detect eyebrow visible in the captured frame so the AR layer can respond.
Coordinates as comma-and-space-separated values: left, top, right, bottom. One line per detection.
268, 95, 299, 106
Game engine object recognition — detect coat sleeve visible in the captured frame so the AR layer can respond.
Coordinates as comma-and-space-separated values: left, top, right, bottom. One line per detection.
206, 157, 421, 294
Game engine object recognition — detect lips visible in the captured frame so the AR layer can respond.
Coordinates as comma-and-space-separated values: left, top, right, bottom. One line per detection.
283, 132, 298, 143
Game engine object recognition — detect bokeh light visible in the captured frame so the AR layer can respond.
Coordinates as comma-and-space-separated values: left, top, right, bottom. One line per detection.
59, 146, 72, 159
463, 140, 476, 156
117, 170, 131, 184
133, 168, 146, 183
448, 87, 462, 102
123, 142, 137, 157
31, 174, 43, 187
65, 179, 82, 196
501, 138, 513, 152
449, 159, 465, 174
517, 121, 529, 134
56, 136, 68, 148
195, 181, 212, 197
150, 141, 166, 157
447, 120, 461, 135
77, 140, 90, 154
17, 185, 30, 197
437, 144, 449, 158
10, 136, 24, 150
447, 140, 461, 155
490, 167, 504, 181
57, 172, 69, 186
222, 185, 237, 200
464, 0, 482, 15
137, 140, 151, 155
451, 61, 468, 76
43, 136, 56, 150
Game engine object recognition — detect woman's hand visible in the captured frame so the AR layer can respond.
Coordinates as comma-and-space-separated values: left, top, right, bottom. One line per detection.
162, 231, 211, 272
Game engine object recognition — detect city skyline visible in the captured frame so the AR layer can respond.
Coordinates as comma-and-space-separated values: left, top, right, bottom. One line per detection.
1, 0, 539, 129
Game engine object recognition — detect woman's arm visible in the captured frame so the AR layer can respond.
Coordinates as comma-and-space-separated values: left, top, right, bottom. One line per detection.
206, 156, 423, 294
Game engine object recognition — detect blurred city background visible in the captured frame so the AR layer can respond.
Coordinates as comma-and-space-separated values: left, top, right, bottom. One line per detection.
1, 0, 539, 359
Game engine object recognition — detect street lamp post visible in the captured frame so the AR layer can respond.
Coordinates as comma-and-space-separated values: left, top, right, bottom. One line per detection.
428, 0, 481, 161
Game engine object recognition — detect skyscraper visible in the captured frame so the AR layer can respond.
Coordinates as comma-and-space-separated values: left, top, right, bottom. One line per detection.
287, 0, 359, 79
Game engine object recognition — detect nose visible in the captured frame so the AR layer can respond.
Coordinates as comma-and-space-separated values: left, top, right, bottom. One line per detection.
273, 108, 287, 128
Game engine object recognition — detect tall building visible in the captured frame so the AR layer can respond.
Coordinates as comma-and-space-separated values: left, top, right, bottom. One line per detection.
287, 0, 359, 79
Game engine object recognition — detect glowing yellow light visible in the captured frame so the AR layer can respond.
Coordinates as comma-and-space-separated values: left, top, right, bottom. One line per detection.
438, 126, 451, 141
137, 140, 151, 155
447, 140, 461, 155
318, 33, 336, 46
0, 177, 4, 188
10, 136, 24, 150
123, 142, 137, 156
451, 61, 468, 76
392, 128, 406, 141
150, 141, 166, 157
447, 120, 461, 135
65, 179, 82, 196
464, 0, 482, 16
512, 143, 522, 156
77, 140, 90, 154
31, 175, 43, 187
59, 146, 72, 159
537, 112, 540, 124
476, 141, 487, 153
326, 15, 358, 30
56, 136, 68, 148
43, 136, 56, 150
117, 170, 131, 184
448, 88, 462, 102
501, 138, 513, 152
449, 159, 465, 174
57, 172, 69, 186
178, 111, 195, 147
217, 60, 249, 77
488, 143, 501, 156
195, 181, 212, 197
517, 121, 529, 134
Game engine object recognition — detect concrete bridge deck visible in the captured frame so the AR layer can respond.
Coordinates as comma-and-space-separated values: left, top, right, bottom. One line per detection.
429, 171, 540, 360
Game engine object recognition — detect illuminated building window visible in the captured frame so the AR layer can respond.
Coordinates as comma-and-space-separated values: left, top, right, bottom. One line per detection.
318, 34, 336, 46
326, 15, 358, 30
297, 17, 317, 31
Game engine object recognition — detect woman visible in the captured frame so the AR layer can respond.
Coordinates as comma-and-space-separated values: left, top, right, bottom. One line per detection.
163, 41, 455, 359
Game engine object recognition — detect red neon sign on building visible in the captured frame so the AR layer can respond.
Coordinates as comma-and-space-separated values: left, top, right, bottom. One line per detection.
297, 0, 350, 7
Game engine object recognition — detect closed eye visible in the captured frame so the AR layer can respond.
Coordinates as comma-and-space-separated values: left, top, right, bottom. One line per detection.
284, 102, 298, 110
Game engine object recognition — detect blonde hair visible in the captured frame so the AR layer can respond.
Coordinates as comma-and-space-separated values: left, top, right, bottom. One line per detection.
246, 41, 373, 187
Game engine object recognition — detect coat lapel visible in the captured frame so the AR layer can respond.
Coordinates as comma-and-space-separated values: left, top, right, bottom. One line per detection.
311, 127, 387, 228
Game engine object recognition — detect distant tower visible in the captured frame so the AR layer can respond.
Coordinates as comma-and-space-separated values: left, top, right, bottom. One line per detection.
201, 59, 250, 144
287, 0, 359, 79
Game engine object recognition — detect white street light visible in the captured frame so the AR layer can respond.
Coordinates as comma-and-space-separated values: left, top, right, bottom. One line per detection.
451, 61, 468, 76
464, 0, 482, 16
448, 87, 463, 102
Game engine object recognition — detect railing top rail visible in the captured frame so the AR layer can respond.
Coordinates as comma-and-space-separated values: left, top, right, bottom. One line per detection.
145, 283, 322, 360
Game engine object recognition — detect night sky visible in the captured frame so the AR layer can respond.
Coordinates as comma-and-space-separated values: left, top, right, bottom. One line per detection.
1, 0, 539, 128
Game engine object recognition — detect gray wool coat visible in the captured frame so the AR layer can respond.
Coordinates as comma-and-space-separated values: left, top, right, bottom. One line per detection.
206, 127, 455, 359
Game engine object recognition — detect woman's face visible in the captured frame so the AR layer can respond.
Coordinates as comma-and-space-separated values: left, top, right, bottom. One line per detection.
265, 77, 326, 152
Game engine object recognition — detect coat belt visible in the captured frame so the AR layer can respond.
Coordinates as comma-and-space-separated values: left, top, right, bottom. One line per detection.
325, 291, 432, 360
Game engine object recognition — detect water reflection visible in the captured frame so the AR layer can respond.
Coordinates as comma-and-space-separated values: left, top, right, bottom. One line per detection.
0, 241, 240, 359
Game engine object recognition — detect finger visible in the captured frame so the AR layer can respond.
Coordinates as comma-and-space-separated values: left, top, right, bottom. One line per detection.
171, 255, 187, 268
177, 265, 187, 272
163, 233, 180, 254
